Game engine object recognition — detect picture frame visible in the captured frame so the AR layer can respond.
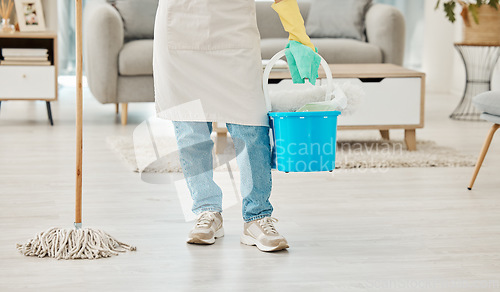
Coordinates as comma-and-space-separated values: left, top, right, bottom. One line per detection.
14, 0, 46, 32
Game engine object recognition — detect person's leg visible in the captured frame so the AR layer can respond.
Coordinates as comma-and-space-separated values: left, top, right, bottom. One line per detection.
227, 123, 287, 251
226, 123, 273, 222
172, 121, 223, 214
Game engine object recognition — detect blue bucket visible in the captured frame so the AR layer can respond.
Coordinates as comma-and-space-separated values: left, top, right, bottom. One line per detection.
263, 50, 340, 172
269, 111, 341, 172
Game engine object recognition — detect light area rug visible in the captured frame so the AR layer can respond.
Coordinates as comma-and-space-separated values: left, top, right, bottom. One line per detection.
106, 135, 476, 173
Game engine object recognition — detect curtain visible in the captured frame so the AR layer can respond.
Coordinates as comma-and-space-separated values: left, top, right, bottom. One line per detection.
58, 0, 88, 75
374, 0, 424, 69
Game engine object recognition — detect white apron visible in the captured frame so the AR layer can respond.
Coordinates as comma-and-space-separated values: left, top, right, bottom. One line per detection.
153, 0, 269, 126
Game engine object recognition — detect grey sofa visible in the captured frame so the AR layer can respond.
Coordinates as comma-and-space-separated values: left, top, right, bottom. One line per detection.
84, 1, 405, 125
258, 2, 405, 65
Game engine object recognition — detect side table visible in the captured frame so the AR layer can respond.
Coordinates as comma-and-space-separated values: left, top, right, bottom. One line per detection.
452, 43, 500, 121
0, 31, 58, 125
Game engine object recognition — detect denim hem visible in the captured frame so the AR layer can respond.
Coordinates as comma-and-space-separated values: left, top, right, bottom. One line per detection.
194, 208, 222, 215
244, 214, 272, 223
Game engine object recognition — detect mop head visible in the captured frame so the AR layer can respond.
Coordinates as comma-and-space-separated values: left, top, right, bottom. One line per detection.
270, 82, 364, 114
17, 227, 136, 260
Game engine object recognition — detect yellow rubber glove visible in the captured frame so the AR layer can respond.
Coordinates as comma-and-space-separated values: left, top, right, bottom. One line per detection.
272, 0, 315, 51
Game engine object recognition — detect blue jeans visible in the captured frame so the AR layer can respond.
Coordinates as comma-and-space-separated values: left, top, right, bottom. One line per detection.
172, 121, 273, 222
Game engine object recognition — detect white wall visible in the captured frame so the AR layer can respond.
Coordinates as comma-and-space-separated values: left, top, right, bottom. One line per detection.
422, 0, 457, 93
423, 0, 500, 94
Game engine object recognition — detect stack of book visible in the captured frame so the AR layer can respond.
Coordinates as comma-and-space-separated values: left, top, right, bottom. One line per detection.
0, 48, 50, 66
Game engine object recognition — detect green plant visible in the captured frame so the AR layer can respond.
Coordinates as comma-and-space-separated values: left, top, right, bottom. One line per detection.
436, 0, 500, 25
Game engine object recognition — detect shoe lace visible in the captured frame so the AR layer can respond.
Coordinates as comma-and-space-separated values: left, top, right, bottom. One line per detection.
196, 211, 216, 228
259, 217, 279, 235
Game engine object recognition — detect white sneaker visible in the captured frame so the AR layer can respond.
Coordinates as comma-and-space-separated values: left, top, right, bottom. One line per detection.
240, 217, 289, 252
187, 211, 224, 245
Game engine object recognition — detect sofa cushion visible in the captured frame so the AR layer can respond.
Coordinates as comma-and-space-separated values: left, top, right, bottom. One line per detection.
306, 0, 372, 40
261, 38, 382, 64
119, 40, 154, 76
109, 0, 158, 40
473, 91, 500, 116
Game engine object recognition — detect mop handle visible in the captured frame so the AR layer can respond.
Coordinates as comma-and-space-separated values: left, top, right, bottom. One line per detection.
262, 49, 334, 112
75, 0, 83, 226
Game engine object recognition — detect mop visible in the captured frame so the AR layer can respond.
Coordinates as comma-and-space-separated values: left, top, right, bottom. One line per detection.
16, 0, 136, 260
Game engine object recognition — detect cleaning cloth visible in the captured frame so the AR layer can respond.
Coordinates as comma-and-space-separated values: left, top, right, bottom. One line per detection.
285, 40, 321, 85
272, 0, 320, 85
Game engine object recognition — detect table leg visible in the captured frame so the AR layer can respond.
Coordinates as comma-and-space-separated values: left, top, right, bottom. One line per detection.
215, 132, 228, 155
46, 101, 54, 126
380, 130, 390, 140
213, 122, 228, 154
405, 129, 416, 151
121, 103, 128, 125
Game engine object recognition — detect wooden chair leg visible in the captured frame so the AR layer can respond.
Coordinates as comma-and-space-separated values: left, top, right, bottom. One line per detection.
380, 130, 390, 140
121, 103, 128, 126
404, 129, 417, 151
468, 124, 500, 190
115, 103, 119, 114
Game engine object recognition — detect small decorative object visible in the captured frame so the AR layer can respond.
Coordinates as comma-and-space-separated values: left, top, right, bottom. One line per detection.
14, 0, 45, 32
435, 0, 500, 44
1, 17, 15, 33
0, 0, 15, 33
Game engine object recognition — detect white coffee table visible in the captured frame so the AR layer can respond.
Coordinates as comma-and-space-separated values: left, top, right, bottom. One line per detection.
215, 63, 425, 152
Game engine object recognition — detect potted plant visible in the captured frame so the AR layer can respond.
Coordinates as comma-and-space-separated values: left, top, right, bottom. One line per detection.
436, 0, 500, 44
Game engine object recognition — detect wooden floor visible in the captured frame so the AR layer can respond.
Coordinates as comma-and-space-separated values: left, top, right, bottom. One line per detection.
1, 85, 499, 292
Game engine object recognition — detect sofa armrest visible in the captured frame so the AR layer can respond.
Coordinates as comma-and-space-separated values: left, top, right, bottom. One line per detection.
365, 4, 405, 65
84, 2, 124, 104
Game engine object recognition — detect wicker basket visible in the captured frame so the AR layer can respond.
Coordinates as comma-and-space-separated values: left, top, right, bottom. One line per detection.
463, 5, 500, 45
